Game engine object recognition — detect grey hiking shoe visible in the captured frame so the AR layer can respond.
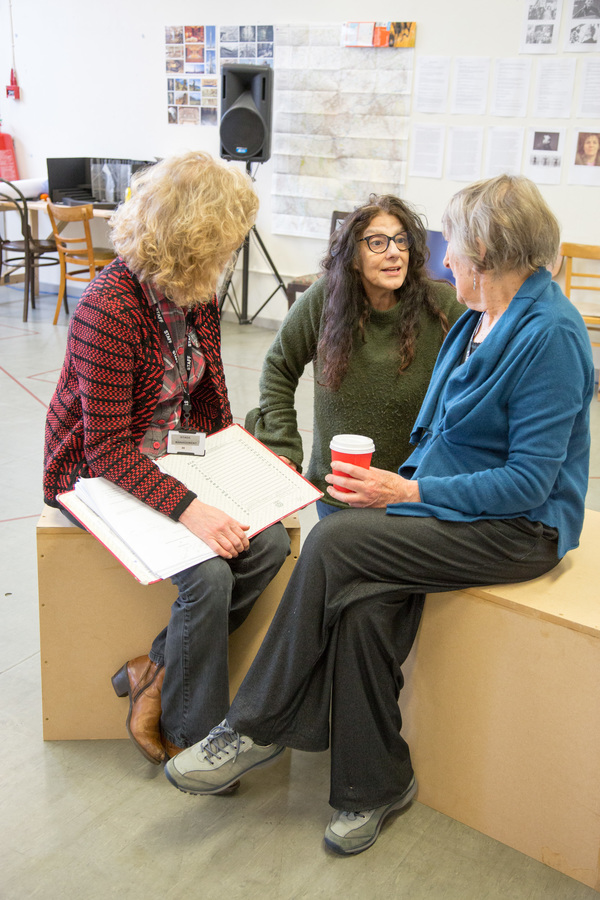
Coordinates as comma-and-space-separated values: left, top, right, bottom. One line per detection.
164, 720, 285, 795
324, 776, 417, 855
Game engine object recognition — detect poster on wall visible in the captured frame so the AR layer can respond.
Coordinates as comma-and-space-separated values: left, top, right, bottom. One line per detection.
520, 0, 563, 52
524, 127, 565, 183
165, 26, 218, 125
165, 25, 274, 125
564, 0, 600, 50
271, 23, 413, 239
342, 22, 416, 48
568, 129, 600, 183
219, 25, 274, 65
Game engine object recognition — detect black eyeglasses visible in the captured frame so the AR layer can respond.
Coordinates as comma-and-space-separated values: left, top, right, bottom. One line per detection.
358, 232, 414, 253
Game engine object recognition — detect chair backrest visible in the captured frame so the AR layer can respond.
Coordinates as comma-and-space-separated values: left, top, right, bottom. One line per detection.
426, 229, 455, 285
46, 201, 98, 281
559, 242, 600, 299
0, 177, 30, 244
330, 211, 350, 235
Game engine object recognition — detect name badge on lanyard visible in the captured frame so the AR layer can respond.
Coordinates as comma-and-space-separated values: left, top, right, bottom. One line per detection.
167, 429, 206, 456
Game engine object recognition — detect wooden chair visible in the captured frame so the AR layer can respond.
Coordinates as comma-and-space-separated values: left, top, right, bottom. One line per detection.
46, 201, 116, 325
0, 178, 59, 322
559, 242, 600, 397
284, 210, 350, 308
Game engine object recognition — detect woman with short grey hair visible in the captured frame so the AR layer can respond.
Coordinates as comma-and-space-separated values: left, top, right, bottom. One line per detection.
165, 175, 594, 856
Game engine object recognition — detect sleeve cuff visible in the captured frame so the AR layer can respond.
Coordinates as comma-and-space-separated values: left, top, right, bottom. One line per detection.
169, 489, 197, 521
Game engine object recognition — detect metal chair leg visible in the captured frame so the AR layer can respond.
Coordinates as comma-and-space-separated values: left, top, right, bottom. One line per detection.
22, 263, 30, 322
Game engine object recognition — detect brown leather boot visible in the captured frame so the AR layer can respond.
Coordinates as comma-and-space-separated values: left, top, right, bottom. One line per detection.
111, 655, 166, 764
164, 739, 184, 759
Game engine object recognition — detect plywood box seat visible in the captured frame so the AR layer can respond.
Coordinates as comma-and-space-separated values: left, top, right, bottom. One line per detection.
37, 504, 599, 889
36, 504, 300, 742
401, 507, 600, 891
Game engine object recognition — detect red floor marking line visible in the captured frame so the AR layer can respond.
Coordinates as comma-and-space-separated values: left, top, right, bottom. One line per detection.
28, 369, 62, 384
0, 365, 48, 408
0, 324, 41, 340
0, 513, 41, 523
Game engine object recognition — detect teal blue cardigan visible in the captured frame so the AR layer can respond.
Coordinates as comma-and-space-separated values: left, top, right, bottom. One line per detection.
390, 268, 595, 559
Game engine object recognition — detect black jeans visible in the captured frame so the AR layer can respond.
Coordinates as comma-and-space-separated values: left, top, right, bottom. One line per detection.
227, 510, 559, 810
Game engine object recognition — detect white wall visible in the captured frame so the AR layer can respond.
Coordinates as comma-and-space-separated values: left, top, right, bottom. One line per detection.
0, 0, 598, 327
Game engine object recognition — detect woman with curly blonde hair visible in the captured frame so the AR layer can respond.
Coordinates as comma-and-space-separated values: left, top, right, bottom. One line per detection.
44, 151, 290, 770
110, 152, 257, 304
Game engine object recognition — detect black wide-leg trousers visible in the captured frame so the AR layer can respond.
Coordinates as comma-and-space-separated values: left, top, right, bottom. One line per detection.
227, 509, 560, 810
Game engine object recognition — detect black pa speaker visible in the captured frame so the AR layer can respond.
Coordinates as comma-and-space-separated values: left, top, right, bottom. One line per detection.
219, 64, 273, 163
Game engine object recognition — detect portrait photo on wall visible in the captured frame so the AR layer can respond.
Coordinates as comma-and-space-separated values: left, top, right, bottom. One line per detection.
574, 131, 600, 165
525, 127, 564, 184
533, 131, 560, 150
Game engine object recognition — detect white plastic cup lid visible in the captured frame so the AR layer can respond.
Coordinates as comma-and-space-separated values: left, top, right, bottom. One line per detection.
330, 434, 375, 454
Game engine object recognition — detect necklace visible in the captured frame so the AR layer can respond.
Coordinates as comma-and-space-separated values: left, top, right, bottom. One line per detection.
464, 312, 485, 361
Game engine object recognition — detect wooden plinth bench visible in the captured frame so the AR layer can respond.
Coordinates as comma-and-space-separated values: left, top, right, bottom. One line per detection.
36, 504, 300, 743
401, 508, 600, 891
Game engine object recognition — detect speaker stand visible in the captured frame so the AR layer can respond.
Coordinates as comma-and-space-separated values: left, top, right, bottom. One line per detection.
218, 164, 287, 325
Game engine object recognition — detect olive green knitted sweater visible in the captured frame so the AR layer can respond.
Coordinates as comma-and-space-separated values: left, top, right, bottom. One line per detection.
246, 276, 464, 509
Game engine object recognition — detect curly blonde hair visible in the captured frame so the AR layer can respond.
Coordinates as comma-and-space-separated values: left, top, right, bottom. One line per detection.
110, 152, 258, 306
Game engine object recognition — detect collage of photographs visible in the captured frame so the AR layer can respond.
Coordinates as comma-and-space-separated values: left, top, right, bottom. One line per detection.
165, 25, 274, 126
523, 0, 600, 50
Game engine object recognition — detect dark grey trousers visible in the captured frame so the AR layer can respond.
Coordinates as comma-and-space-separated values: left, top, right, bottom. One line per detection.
227, 509, 560, 810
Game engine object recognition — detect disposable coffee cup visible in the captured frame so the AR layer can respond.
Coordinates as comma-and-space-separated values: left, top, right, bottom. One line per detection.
330, 434, 375, 493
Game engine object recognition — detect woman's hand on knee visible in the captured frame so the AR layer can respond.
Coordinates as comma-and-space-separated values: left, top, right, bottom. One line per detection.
325, 463, 420, 507
179, 499, 250, 558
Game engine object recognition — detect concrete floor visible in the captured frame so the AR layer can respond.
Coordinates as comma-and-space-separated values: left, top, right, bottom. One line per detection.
1, 281, 599, 900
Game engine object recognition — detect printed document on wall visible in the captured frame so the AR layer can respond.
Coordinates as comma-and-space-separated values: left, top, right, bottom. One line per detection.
409, 125, 445, 179
485, 127, 525, 177
450, 57, 490, 116
491, 59, 531, 117
533, 58, 576, 117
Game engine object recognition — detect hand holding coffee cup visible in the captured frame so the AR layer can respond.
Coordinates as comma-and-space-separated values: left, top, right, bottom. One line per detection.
329, 434, 375, 493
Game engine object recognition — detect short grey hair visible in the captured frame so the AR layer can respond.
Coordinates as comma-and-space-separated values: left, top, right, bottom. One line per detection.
441, 175, 560, 275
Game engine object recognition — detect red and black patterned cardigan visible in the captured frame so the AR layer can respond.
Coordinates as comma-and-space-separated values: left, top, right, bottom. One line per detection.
43, 258, 233, 520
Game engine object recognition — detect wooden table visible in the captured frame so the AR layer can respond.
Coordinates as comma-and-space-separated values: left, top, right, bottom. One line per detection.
0, 199, 113, 296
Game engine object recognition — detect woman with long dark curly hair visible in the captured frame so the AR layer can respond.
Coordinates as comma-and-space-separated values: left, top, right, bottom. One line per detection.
246, 194, 464, 516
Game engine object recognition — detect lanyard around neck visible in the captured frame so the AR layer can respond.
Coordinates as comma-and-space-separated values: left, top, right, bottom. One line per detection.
154, 305, 194, 430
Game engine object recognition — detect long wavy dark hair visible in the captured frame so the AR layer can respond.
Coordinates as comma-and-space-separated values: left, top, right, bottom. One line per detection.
318, 194, 451, 390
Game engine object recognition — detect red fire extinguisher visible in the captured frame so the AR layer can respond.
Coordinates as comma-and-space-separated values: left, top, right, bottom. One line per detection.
0, 129, 20, 181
